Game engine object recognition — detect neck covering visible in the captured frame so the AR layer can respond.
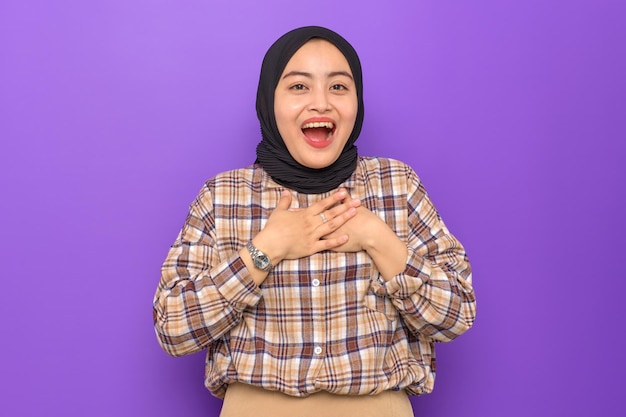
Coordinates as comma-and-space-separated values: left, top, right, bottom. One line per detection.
255, 26, 364, 194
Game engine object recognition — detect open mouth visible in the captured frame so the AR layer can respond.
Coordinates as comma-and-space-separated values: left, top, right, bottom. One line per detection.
301, 121, 335, 143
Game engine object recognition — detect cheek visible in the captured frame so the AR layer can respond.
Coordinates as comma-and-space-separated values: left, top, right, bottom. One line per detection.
275, 109, 297, 142
274, 98, 301, 131
340, 98, 359, 132
274, 103, 289, 136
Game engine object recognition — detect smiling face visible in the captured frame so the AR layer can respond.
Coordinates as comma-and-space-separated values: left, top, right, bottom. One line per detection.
274, 39, 358, 169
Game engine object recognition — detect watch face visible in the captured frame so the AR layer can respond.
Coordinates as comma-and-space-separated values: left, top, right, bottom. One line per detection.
255, 254, 270, 270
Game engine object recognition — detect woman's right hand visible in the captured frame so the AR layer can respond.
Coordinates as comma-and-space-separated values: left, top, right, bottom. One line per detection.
253, 188, 361, 265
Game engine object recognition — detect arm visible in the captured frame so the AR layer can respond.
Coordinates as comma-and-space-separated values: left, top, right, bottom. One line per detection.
327, 165, 475, 342
371, 169, 476, 342
153, 186, 360, 356
153, 187, 262, 357
238, 189, 359, 286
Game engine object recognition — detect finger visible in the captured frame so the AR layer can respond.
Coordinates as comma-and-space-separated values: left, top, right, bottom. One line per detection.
326, 196, 361, 218
310, 189, 348, 214
316, 207, 357, 235
315, 234, 349, 251
320, 193, 361, 223
276, 190, 292, 211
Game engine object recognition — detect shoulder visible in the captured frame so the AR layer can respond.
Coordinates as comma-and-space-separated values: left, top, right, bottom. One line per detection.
354, 156, 425, 201
202, 164, 270, 195
205, 164, 262, 188
357, 156, 419, 181
193, 164, 264, 207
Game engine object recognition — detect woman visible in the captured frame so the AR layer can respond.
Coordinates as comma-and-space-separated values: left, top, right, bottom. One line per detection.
153, 26, 476, 417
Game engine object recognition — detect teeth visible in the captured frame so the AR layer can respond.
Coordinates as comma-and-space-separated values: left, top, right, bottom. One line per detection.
302, 121, 334, 129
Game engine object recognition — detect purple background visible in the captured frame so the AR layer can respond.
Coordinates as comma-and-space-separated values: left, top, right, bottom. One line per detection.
1, 1, 624, 416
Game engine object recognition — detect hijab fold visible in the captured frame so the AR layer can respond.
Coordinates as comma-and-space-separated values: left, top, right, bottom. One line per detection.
255, 26, 364, 194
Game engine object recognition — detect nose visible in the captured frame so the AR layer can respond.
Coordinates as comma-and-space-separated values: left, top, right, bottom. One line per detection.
307, 87, 331, 113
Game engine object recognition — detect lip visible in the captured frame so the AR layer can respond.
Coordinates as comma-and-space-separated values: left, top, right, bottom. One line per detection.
301, 117, 336, 127
301, 117, 336, 149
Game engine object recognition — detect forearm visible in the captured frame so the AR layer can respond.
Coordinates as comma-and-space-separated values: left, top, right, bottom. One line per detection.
371, 238, 475, 342
154, 248, 262, 356
390, 168, 475, 341
239, 245, 271, 286
363, 213, 475, 341
363, 218, 408, 281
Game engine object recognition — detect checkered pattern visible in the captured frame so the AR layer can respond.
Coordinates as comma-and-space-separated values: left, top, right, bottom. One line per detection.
153, 157, 475, 398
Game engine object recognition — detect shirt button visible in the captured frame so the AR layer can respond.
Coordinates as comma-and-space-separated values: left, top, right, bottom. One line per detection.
314, 346, 323, 355
312, 278, 320, 287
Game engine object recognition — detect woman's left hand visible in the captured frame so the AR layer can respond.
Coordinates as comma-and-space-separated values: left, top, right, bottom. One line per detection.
324, 193, 408, 280
322, 205, 381, 253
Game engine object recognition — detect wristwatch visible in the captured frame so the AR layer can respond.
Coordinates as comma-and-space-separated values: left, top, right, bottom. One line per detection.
246, 242, 273, 272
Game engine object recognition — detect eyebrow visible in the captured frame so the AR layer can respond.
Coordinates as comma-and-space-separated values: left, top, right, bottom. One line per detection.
281, 70, 354, 80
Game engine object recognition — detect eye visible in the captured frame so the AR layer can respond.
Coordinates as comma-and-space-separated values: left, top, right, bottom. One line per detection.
290, 83, 307, 91
331, 84, 348, 91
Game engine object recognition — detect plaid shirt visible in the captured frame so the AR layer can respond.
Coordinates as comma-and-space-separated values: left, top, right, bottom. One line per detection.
153, 157, 475, 398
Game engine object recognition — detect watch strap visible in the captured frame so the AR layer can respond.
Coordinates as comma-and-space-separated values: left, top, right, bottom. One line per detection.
246, 242, 272, 272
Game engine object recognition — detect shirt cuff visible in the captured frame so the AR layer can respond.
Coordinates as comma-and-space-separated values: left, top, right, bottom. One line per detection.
211, 254, 262, 310
370, 248, 430, 299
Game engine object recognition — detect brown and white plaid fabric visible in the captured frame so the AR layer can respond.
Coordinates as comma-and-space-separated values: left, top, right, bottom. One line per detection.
153, 157, 475, 398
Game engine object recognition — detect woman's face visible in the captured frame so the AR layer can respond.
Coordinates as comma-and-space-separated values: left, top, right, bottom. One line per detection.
274, 39, 358, 170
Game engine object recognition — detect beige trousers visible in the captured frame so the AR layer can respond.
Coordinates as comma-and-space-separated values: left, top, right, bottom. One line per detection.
219, 383, 414, 417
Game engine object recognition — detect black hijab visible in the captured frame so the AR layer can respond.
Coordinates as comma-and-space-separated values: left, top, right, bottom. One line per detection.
255, 26, 364, 194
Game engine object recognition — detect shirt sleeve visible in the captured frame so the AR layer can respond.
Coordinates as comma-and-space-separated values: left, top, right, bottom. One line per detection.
153, 185, 262, 357
369, 167, 476, 342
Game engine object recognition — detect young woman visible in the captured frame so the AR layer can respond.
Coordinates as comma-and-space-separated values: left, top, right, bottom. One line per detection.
153, 26, 476, 417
